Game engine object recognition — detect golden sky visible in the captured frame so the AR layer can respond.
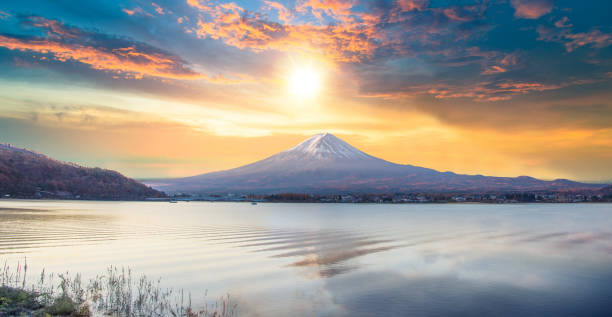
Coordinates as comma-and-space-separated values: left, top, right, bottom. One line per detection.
0, 0, 611, 182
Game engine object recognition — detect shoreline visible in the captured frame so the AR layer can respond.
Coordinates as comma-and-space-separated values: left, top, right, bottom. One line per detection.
1, 197, 611, 204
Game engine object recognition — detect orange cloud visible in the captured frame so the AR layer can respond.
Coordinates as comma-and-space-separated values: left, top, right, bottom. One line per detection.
123, 8, 136, 15
554, 17, 572, 28
27, 16, 81, 39
480, 53, 519, 75
538, 26, 612, 52
443, 8, 472, 22
496, 82, 560, 93
563, 30, 612, 52
360, 79, 562, 102
481, 65, 507, 75
356, 71, 580, 103
186, 0, 212, 11
122, 7, 152, 17
264, 1, 292, 24
500, 54, 518, 66
510, 0, 552, 19
0, 35, 198, 79
0, 16, 251, 83
398, 0, 428, 12
186, 0, 495, 64
296, 0, 355, 19
427, 80, 574, 102
188, 0, 383, 62
0, 34, 203, 80
152, 2, 166, 15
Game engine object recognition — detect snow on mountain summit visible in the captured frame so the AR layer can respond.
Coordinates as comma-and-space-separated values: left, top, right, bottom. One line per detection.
283, 133, 371, 160
207, 132, 397, 175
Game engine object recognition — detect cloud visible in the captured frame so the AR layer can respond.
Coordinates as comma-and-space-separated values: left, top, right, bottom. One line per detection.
442, 5, 484, 22
263, 1, 293, 24
500, 53, 519, 66
424, 79, 600, 102
122, 8, 136, 15
482, 53, 520, 74
122, 7, 153, 17
296, 0, 356, 19
0, 16, 245, 82
482, 65, 507, 75
186, 0, 488, 63
538, 25, 612, 52
357, 78, 572, 102
151, 2, 166, 15
554, 17, 572, 28
0, 10, 10, 20
510, 0, 553, 19
563, 30, 612, 52
398, 0, 428, 12
188, 0, 384, 62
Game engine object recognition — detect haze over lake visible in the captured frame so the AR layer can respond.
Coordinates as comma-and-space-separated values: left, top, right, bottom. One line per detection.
2, 201, 612, 316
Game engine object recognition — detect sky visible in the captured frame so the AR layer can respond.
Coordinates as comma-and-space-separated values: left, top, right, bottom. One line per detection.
0, 0, 611, 182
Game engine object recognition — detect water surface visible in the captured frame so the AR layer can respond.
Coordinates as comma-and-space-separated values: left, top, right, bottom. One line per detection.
1, 201, 612, 316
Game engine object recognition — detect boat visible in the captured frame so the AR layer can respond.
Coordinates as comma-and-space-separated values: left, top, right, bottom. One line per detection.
251, 202, 257, 205
169, 199, 178, 203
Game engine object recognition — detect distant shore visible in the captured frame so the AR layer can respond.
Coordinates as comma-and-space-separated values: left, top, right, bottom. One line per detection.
2, 190, 611, 204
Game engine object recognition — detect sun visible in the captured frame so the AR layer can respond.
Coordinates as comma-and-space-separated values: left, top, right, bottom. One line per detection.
288, 66, 322, 99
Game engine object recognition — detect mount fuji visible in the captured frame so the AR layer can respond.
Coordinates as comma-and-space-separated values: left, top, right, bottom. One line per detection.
148, 133, 602, 194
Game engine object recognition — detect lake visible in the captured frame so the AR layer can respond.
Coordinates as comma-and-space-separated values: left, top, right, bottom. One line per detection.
1, 200, 612, 316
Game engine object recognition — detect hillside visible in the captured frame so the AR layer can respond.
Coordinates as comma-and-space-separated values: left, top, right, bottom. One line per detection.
147, 133, 604, 194
0, 144, 165, 200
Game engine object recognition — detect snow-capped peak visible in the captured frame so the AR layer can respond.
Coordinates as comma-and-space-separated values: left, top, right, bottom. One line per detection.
284, 133, 371, 160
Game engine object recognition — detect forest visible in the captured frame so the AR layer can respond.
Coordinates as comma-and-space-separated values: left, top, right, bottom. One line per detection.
0, 144, 165, 200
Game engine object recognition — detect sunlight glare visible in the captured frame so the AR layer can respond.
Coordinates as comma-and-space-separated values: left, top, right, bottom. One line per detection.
289, 66, 321, 99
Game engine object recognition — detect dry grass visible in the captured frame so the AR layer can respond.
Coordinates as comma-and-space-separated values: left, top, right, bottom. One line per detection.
1, 259, 236, 317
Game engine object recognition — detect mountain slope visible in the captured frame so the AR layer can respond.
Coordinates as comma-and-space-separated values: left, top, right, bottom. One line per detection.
0, 144, 166, 200
148, 133, 603, 194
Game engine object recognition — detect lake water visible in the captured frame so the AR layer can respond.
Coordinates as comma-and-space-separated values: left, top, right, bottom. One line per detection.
1, 201, 612, 316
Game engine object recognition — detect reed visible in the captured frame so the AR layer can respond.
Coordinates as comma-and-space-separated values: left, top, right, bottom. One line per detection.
0, 259, 236, 316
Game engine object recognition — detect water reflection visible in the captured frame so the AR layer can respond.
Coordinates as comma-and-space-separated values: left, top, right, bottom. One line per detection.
1, 202, 612, 316
3, 206, 612, 278
324, 270, 612, 317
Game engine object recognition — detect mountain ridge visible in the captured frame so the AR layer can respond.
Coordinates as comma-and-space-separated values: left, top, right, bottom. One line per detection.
0, 143, 166, 200
147, 133, 605, 194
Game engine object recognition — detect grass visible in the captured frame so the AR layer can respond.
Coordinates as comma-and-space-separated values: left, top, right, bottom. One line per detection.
1, 260, 236, 317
